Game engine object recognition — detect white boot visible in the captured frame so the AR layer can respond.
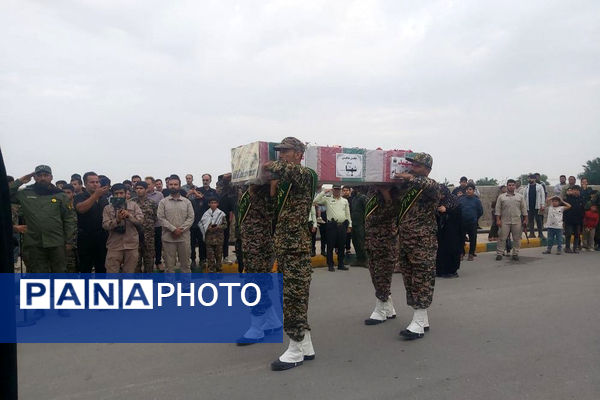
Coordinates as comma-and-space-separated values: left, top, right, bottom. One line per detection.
301, 330, 315, 360
400, 309, 427, 339
261, 305, 283, 334
237, 313, 266, 345
423, 309, 430, 331
383, 296, 396, 319
271, 338, 304, 371
365, 299, 387, 325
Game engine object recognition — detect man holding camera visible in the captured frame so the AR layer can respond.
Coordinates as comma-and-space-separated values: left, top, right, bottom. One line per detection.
74, 171, 110, 273
102, 183, 144, 273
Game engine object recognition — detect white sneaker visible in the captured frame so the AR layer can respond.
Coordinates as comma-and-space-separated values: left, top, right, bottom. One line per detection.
236, 314, 265, 345
400, 309, 427, 340
383, 296, 396, 319
365, 299, 387, 325
301, 330, 315, 360
261, 306, 283, 334
271, 338, 304, 371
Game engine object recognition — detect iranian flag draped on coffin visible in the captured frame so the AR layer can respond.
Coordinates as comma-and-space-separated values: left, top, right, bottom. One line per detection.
231, 142, 413, 185
231, 141, 279, 185
303, 146, 413, 184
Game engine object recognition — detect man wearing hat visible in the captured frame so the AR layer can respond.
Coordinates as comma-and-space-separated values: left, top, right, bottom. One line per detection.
264, 136, 318, 371
9, 165, 76, 273
394, 152, 440, 340
133, 181, 158, 273
314, 184, 352, 271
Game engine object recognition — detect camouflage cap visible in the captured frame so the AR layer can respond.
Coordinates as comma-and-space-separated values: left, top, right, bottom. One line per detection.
34, 165, 52, 174
406, 152, 433, 169
274, 137, 306, 152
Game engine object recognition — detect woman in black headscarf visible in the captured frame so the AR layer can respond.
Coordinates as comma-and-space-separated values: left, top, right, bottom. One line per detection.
436, 184, 463, 278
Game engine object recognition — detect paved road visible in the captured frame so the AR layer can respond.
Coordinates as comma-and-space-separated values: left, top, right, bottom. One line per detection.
18, 248, 600, 400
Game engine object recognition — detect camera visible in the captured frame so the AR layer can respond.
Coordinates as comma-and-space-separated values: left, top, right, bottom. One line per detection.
110, 197, 127, 234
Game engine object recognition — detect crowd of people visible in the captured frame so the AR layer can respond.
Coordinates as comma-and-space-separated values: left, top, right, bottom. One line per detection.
9, 169, 237, 275
7, 146, 600, 372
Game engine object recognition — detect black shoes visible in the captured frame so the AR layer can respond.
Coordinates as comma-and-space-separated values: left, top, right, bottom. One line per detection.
338, 266, 349, 271
364, 318, 385, 325
328, 266, 335, 272
399, 329, 424, 340
495, 255, 502, 261
236, 337, 264, 346
512, 254, 519, 261
271, 360, 303, 371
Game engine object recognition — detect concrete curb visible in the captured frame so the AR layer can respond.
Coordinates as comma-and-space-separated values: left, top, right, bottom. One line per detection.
216, 239, 548, 273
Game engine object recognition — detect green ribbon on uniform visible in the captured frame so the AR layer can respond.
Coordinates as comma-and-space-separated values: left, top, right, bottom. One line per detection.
273, 167, 318, 224
397, 187, 423, 224
238, 190, 251, 226
274, 182, 292, 224
308, 168, 318, 199
365, 195, 379, 219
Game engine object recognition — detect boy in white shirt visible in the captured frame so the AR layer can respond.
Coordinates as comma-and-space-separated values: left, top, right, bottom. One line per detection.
199, 198, 227, 272
543, 196, 571, 255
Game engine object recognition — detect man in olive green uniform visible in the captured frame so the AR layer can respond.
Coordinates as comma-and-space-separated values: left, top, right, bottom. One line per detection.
61, 184, 79, 273
395, 153, 440, 340
265, 137, 318, 371
10, 165, 76, 273
133, 181, 157, 273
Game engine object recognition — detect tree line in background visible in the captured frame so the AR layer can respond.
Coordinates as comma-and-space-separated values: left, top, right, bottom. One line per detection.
443, 157, 600, 187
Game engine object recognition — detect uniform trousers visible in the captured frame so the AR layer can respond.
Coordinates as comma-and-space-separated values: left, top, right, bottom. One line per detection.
367, 235, 399, 302
276, 249, 312, 342
326, 220, 348, 268
26, 246, 66, 273
106, 249, 138, 273
496, 223, 523, 255
163, 240, 191, 273
398, 234, 437, 310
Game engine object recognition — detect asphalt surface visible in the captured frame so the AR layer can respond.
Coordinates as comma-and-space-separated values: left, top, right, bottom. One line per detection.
18, 248, 600, 400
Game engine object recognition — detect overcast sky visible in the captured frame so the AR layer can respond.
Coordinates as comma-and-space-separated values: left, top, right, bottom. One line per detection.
1, 0, 599, 185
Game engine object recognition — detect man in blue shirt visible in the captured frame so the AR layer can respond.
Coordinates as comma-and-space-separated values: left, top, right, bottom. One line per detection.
458, 183, 483, 261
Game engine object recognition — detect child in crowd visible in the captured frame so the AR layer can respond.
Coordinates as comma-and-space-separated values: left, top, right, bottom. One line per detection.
582, 205, 599, 251
543, 196, 571, 255
199, 197, 228, 273
564, 186, 585, 253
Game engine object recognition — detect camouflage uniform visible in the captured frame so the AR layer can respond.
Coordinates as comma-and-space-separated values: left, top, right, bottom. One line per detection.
65, 204, 79, 273
266, 159, 317, 342
205, 216, 228, 273
240, 184, 275, 273
397, 153, 440, 310
350, 190, 368, 265
239, 184, 275, 314
134, 197, 157, 273
365, 187, 400, 302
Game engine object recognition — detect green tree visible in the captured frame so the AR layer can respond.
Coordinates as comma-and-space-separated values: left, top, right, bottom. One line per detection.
578, 157, 600, 184
517, 173, 549, 186
475, 177, 498, 186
